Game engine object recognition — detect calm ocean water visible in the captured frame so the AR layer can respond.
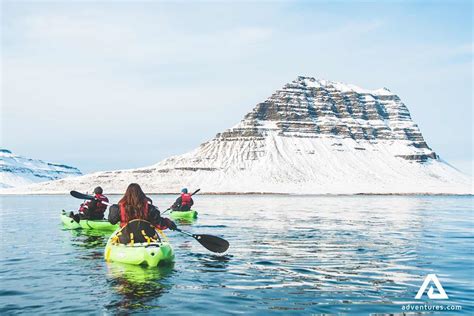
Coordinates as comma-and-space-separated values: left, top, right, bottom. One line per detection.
0, 195, 472, 315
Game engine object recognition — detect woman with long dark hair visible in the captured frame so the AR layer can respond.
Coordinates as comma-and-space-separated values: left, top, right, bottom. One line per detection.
108, 183, 176, 230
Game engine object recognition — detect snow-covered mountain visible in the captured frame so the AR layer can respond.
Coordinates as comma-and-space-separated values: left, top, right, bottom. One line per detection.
0, 149, 82, 188
3, 76, 471, 194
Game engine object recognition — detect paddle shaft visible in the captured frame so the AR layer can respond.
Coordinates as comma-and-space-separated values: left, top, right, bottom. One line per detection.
174, 228, 194, 238
71, 191, 113, 206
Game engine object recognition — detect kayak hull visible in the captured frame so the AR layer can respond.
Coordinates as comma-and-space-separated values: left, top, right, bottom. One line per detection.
170, 210, 198, 220
60, 212, 119, 231
104, 230, 174, 267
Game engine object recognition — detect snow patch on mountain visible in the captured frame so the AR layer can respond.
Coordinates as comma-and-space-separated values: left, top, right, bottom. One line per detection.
0, 149, 82, 188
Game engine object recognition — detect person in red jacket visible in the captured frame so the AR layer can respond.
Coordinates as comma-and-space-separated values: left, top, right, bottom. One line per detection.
108, 183, 176, 230
70, 186, 109, 222
171, 188, 194, 211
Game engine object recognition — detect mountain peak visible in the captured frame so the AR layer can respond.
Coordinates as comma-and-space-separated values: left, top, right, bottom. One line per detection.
217, 76, 431, 162
293, 76, 394, 96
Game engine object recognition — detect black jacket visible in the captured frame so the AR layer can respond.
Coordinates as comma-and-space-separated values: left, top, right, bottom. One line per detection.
108, 204, 163, 226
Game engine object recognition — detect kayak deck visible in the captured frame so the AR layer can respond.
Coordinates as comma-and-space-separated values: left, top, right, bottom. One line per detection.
60, 211, 119, 231
170, 210, 198, 220
105, 229, 174, 267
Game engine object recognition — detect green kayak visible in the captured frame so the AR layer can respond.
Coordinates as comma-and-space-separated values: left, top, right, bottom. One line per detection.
104, 229, 174, 267
60, 211, 119, 231
170, 210, 198, 220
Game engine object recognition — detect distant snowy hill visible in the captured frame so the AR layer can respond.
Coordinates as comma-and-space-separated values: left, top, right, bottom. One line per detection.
0, 149, 82, 188
2, 76, 471, 194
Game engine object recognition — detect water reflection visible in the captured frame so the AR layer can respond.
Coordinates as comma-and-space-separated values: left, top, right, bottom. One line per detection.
194, 253, 232, 271
106, 262, 175, 311
173, 218, 197, 226
68, 230, 109, 249
67, 230, 109, 260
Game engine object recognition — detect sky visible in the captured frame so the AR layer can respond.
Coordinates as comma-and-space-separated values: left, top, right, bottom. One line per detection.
1, 0, 472, 175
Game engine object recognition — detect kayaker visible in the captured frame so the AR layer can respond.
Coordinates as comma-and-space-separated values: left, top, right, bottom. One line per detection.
70, 186, 109, 221
171, 188, 194, 211
108, 183, 177, 231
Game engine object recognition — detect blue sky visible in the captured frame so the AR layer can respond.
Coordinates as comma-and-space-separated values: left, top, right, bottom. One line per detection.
1, 0, 472, 175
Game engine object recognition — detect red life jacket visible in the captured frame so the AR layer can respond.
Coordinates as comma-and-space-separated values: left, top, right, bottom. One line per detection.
94, 194, 109, 213
79, 194, 109, 214
181, 193, 191, 206
119, 200, 149, 227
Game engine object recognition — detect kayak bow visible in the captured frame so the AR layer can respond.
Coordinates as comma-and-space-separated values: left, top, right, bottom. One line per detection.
60, 211, 119, 231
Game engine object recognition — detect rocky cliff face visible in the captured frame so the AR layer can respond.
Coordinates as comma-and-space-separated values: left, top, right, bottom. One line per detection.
216, 76, 435, 161
3, 77, 471, 194
0, 149, 82, 188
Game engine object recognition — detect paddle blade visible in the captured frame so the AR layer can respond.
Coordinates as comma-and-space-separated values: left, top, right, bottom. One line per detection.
70, 190, 94, 200
193, 234, 229, 253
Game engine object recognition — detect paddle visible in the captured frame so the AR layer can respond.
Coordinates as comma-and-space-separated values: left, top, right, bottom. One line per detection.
70, 190, 113, 206
174, 228, 229, 253
161, 188, 201, 215
190, 188, 201, 195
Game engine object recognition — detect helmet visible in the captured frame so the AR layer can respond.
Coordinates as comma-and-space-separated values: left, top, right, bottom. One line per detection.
181, 188, 188, 194
94, 186, 103, 194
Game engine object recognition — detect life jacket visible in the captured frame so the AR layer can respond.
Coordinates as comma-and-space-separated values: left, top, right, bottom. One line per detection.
78, 194, 108, 215
94, 194, 109, 213
119, 200, 149, 228
181, 193, 191, 206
